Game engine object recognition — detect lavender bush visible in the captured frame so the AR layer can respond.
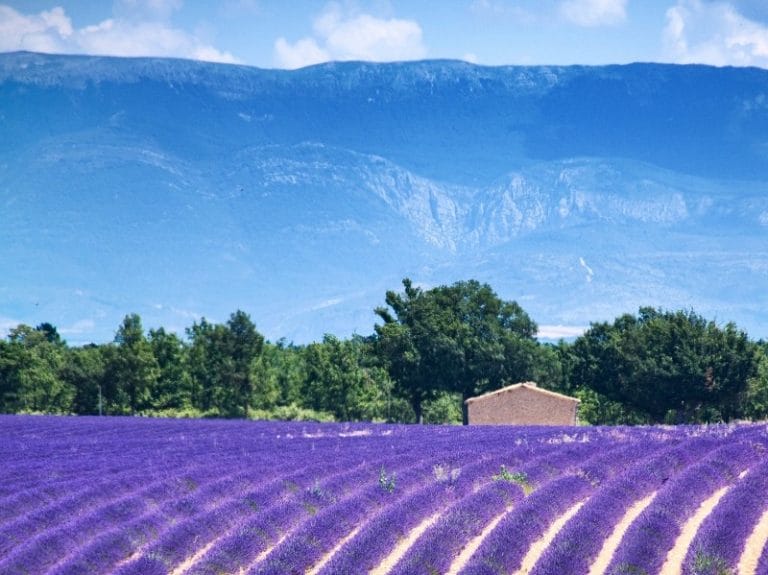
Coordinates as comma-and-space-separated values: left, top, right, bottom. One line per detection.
606, 439, 765, 575
682, 458, 768, 575
530, 438, 718, 575
0, 416, 767, 575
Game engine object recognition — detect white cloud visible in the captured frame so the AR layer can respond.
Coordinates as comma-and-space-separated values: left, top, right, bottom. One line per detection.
538, 324, 587, 339
579, 256, 595, 282
274, 36, 329, 69
559, 0, 627, 27
274, 4, 426, 69
664, 0, 768, 67
310, 297, 344, 311
0, 5, 72, 53
0, 4, 240, 64
75, 18, 239, 63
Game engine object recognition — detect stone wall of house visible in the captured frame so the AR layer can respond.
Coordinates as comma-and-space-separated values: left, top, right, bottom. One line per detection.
467, 385, 578, 425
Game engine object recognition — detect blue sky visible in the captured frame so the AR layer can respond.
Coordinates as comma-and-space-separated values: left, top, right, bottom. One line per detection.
1, 0, 768, 69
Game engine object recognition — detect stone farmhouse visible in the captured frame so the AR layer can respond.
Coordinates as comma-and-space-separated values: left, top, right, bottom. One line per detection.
465, 382, 580, 426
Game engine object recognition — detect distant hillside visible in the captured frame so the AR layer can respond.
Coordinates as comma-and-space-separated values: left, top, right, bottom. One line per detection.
1, 52, 767, 343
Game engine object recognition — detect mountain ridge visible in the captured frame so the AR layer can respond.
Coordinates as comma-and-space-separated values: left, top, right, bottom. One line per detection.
4, 51, 768, 182
1, 52, 767, 343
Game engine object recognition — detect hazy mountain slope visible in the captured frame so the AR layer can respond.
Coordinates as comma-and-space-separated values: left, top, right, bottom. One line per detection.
1, 52, 767, 343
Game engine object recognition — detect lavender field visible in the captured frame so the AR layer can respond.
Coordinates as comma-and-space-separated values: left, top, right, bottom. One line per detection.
2, 416, 768, 575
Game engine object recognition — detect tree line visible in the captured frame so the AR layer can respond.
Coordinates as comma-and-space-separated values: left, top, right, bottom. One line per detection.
1, 278, 767, 425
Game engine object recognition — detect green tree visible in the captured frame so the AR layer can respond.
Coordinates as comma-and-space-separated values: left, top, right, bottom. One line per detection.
303, 334, 392, 422
0, 338, 18, 411
533, 342, 573, 395
36, 322, 63, 344
149, 328, 193, 412
0, 324, 74, 413
187, 311, 264, 417
226, 310, 264, 417
571, 307, 756, 423
374, 278, 539, 424
187, 318, 227, 413
744, 342, 768, 421
109, 314, 159, 414
374, 281, 436, 424
61, 344, 108, 415
253, 339, 307, 410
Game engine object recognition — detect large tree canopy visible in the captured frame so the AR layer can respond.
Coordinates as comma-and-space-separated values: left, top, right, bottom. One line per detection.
374, 278, 539, 423
110, 314, 160, 415
187, 310, 264, 417
0, 324, 72, 414
570, 307, 756, 423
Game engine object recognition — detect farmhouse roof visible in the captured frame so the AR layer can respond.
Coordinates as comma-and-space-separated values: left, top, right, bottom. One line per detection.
464, 381, 581, 405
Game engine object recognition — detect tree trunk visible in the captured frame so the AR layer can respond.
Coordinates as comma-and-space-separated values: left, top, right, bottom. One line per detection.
462, 391, 470, 425
414, 399, 423, 424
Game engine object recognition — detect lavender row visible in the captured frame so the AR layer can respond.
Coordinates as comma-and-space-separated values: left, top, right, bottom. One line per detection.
0, 452, 289, 559
681, 458, 768, 575
243, 454, 459, 575
388, 480, 523, 575
0, 455, 304, 575
209, 453, 446, 574
460, 474, 593, 575
112, 456, 372, 575
47, 512, 170, 575
114, 449, 430, 575
0, 468, 171, 556
0, 480, 79, 524
316, 481, 461, 574
179, 480, 342, 575
211, 452, 519, 575
530, 437, 720, 575
759, 544, 768, 575
0, 466, 256, 575
606, 439, 763, 575
0, 449, 288, 532
315, 452, 570, 575
459, 439, 674, 575
384, 442, 619, 575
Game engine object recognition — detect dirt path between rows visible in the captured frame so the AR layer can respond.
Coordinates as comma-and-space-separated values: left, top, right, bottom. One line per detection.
236, 532, 287, 575
658, 485, 731, 575
169, 538, 218, 575
369, 511, 442, 575
306, 525, 362, 575
513, 500, 585, 575
445, 506, 513, 575
738, 506, 768, 575
587, 492, 657, 575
